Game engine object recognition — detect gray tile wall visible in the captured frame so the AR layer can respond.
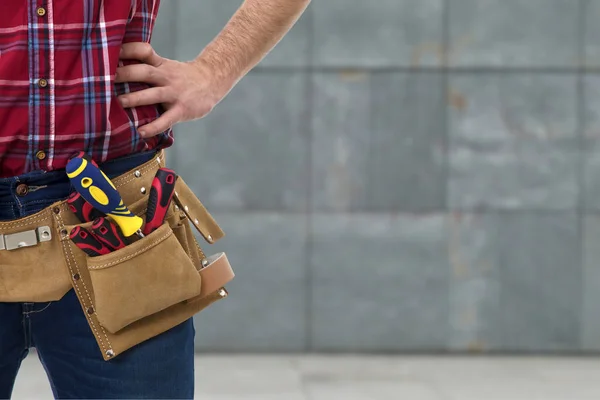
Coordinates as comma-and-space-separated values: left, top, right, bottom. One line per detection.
150, 0, 600, 353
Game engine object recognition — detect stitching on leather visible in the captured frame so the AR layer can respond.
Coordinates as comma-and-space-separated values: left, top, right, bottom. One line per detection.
62, 218, 113, 352
56, 211, 112, 352
172, 177, 225, 243
174, 190, 221, 242
113, 162, 152, 187
57, 211, 109, 350
193, 236, 206, 260
56, 211, 105, 350
0, 214, 49, 228
88, 230, 172, 270
173, 196, 204, 238
114, 159, 157, 188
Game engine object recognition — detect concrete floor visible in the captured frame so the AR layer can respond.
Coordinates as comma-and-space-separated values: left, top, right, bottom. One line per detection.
11, 352, 600, 399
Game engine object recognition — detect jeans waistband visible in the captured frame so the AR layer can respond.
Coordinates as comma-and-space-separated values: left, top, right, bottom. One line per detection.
0, 151, 158, 187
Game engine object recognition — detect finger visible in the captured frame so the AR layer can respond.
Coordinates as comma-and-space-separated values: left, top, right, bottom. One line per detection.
118, 87, 174, 108
120, 42, 163, 67
138, 108, 181, 138
115, 64, 166, 85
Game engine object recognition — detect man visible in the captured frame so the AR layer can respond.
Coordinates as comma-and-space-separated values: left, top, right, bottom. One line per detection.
0, 0, 310, 398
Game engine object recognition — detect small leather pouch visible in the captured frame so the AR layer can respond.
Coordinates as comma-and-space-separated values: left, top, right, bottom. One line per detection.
84, 222, 202, 333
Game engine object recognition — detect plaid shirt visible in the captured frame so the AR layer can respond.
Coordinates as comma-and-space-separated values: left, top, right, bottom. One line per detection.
0, 0, 173, 178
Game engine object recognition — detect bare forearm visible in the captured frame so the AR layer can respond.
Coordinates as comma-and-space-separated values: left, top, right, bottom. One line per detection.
194, 0, 310, 88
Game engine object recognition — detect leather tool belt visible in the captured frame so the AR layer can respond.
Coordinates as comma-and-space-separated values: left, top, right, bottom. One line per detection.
0, 151, 235, 361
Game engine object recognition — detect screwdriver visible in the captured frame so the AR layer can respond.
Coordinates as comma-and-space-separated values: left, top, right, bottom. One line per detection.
69, 226, 112, 257
90, 217, 129, 251
143, 168, 178, 235
71, 151, 98, 167
67, 192, 105, 223
66, 154, 144, 238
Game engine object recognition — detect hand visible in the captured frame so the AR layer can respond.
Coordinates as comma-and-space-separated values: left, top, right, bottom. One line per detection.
115, 42, 232, 138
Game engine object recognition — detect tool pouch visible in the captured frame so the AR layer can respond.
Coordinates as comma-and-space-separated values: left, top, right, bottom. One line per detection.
85, 222, 203, 333
64, 172, 232, 334
55, 152, 234, 360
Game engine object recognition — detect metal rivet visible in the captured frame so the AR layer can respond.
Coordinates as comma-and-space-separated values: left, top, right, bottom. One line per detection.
174, 205, 180, 211
174, 191, 179, 197
201, 259, 209, 267
60, 229, 68, 237
134, 170, 141, 178
73, 273, 80, 281
156, 157, 161, 164
184, 206, 189, 212
218, 288, 228, 298
53, 207, 60, 214
140, 187, 146, 194
106, 349, 115, 358
16, 183, 29, 196
194, 219, 199, 224
87, 307, 94, 315
207, 235, 213, 242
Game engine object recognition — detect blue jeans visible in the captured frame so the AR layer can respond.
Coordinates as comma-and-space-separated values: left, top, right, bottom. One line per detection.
0, 152, 195, 399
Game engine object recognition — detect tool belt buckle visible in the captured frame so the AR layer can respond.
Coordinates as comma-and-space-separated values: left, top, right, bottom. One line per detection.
0, 226, 52, 251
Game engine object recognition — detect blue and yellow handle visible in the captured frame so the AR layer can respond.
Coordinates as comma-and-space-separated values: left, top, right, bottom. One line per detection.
66, 156, 143, 237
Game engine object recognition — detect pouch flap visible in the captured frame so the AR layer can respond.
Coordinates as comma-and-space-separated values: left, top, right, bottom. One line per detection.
173, 177, 224, 244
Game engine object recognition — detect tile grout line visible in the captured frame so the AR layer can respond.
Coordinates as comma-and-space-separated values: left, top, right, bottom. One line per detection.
304, 2, 315, 354
171, 0, 178, 60
201, 209, 589, 216
442, 0, 456, 353
577, 0, 586, 350
250, 66, 600, 74
442, 0, 450, 213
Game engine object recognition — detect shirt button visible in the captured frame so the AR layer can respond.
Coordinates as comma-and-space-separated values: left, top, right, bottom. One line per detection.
38, 78, 48, 88
16, 184, 29, 197
36, 7, 46, 17
36, 150, 46, 160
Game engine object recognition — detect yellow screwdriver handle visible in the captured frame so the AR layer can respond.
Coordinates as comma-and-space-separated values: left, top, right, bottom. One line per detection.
66, 156, 143, 237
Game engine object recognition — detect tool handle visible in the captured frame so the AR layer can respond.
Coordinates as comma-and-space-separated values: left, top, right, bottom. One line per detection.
143, 168, 178, 235
67, 192, 105, 223
71, 151, 99, 167
69, 226, 112, 257
66, 155, 143, 237
91, 217, 129, 251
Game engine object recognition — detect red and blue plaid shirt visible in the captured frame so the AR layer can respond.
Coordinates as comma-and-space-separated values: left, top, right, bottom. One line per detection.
0, 0, 173, 178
